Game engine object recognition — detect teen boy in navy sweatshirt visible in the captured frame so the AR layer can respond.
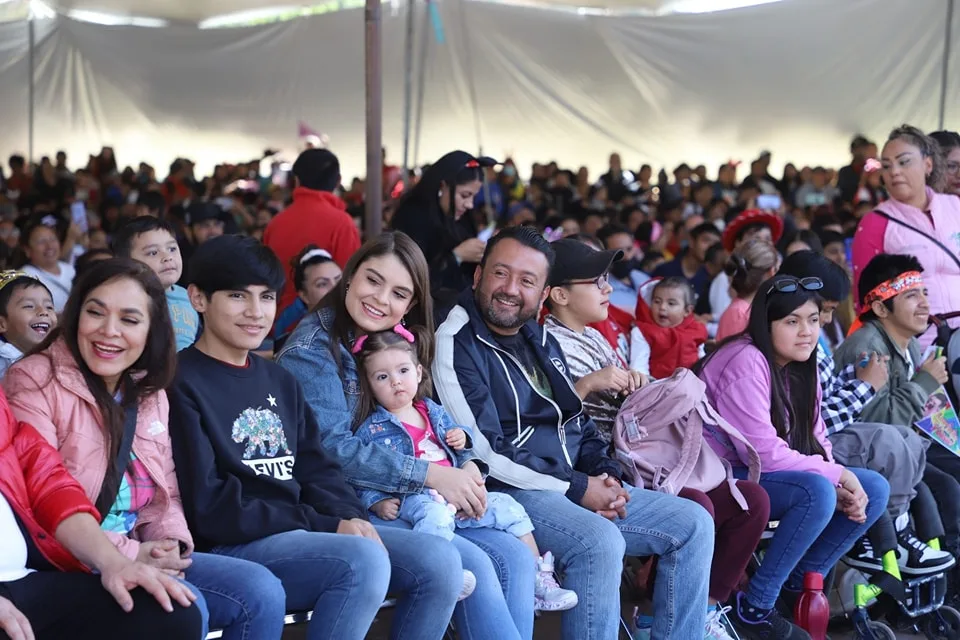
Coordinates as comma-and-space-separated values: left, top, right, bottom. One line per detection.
167, 235, 391, 640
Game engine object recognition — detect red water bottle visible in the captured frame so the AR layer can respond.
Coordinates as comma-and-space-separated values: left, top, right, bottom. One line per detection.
793, 571, 830, 640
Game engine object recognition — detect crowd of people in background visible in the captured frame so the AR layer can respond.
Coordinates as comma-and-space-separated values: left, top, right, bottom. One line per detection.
0, 123, 959, 640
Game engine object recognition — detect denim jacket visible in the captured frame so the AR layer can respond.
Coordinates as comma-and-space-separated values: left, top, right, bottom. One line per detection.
354, 398, 480, 510
276, 306, 435, 495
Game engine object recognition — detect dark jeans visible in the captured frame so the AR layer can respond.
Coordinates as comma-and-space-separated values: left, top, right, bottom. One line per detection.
924, 447, 960, 540
0, 571, 202, 640
680, 480, 771, 602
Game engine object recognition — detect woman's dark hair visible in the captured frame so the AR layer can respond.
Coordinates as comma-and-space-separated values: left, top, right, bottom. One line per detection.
74, 249, 114, 281
856, 253, 924, 321
320, 231, 433, 374
697, 274, 825, 459
27, 258, 176, 515
779, 250, 851, 303
930, 130, 960, 153
886, 124, 945, 193
784, 229, 823, 255
291, 244, 335, 292
725, 239, 779, 297
351, 326, 432, 430
395, 151, 485, 220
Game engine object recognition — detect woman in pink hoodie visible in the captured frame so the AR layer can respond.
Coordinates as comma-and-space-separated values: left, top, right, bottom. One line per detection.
697, 274, 890, 640
853, 125, 960, 348
2, 258, 288, 640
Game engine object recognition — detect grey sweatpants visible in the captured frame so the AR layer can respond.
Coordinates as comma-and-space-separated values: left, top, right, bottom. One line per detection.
829, 422, 928, 519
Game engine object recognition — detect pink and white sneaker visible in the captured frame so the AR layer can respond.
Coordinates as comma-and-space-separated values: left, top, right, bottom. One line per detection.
534, 552, 578, 611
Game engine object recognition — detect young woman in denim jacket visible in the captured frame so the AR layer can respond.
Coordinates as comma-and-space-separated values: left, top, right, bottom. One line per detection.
276, 231, 536, 640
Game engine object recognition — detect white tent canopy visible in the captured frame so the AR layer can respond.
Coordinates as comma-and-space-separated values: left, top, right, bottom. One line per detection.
0, 0, 957, 180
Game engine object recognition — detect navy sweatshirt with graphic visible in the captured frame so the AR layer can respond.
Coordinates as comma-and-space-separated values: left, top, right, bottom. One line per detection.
168, 347, 365, 550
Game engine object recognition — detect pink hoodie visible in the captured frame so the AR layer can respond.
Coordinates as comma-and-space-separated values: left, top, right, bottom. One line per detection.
697, 339, 842, 484
853, 188, 960, 347
3, 340, 193, 559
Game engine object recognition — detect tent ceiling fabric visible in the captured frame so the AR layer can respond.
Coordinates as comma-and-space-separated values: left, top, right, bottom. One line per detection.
0, 0, 957, 180
31, 0, 667, 22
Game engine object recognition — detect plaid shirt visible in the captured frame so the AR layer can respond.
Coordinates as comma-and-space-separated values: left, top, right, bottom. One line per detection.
817, 342, 876, 436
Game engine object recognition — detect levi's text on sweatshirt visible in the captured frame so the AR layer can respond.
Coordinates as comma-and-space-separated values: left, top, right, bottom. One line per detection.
167, 346, 365, 551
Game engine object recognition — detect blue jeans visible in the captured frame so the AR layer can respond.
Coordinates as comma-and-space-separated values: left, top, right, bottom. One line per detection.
399, 491, 535, 541
184, 551, 286, 640
502, 485, 714, 640
374, 517, 536, 640
212, 530, 391, 640
735, 467, 890, 610
180, 578, 209, 638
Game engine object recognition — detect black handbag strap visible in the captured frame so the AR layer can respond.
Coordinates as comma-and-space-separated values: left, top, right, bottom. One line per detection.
872, 210, 960, 273
104, 404, 139, 508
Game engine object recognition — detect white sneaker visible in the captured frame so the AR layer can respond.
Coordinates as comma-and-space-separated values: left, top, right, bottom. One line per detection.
458, 569, 476, 601
704, 605, 736, 640
534, 552, 578, 611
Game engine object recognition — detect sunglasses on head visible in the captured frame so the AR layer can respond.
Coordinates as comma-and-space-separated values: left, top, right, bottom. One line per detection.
766, 276, 823, 296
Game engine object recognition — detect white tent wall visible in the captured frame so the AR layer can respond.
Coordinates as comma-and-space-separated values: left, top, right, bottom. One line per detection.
0, 0, 957, 179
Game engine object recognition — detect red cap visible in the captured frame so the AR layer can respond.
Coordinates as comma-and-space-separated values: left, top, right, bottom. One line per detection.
802, 571, 824, 591
721, 208, 784, 252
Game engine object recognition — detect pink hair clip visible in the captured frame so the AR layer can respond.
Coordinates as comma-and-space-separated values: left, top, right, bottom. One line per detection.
350, 335, 368, 354
350, 324, 415, 355
393, 324, 415, 343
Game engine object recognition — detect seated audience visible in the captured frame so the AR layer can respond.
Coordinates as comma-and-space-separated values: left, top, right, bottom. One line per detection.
632, 277, 707, 378
273, 245, 342, 350
697, 274, 889, 640
711, 209, 783, 320
351, 327, 578, 612
111, 216, 199, 351
652, 222, 721, 300
167, 236, 393, 640
835, 254, 960, 600
277, 231, 536, 640
0, 391, 201, 640
433, 226, 716, 640
781, 251, 954, 592
3, 258, 292, 640
715, 240, 779, 341
0, 272, 55, 378
543, 239, 769, 640
18, 216, 74, 313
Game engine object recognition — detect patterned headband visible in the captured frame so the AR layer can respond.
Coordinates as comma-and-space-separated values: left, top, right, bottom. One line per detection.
864, 271, 923, 306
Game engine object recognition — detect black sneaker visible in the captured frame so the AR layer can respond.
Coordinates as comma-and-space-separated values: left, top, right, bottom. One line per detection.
897, 529, 957, 575
843, 535, 884, 574
728, 592, 812, 640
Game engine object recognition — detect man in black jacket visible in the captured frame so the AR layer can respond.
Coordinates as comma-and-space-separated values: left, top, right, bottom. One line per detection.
434, 226, 715, 640
168, 235, 391, 640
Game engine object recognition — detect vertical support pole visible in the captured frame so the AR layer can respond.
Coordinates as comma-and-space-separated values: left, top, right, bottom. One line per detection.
365, 0, 384, 237
28, 17, 36, 164
939, 0, 954, 130
401, 0, 416, 189
412, 1, 430, 167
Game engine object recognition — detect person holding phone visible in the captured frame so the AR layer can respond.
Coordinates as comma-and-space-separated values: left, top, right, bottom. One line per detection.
390, 151, 497, 307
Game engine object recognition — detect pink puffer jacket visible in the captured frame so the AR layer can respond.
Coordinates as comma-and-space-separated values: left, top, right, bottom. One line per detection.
3, 339, 193, 559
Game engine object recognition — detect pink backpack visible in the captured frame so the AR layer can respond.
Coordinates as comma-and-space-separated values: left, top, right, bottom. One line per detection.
613, 368, 761, 510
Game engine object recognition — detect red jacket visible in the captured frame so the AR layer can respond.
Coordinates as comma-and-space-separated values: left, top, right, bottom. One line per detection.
0, 390, 98, 573
265, 188, 360, 311
635, 296, 707, 380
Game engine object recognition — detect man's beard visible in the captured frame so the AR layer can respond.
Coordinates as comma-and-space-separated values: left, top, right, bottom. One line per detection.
477, 287, 537, 330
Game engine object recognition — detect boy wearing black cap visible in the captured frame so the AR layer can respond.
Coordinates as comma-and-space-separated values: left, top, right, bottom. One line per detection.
544, 238, 647, 440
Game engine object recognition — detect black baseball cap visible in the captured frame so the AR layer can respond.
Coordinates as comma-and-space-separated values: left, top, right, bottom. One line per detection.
549, 238, 623, 287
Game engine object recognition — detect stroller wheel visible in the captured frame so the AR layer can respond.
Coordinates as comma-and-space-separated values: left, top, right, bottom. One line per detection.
865, 621, 897, 640
923, 605, 960, 639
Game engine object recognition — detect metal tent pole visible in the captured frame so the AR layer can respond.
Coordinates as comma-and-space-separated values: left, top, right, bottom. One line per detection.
401, 0, 416, 189
412, 1, 430, 167
939, 0, 955, 130
28, 16, 36, 164
365, 0, 384, 237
